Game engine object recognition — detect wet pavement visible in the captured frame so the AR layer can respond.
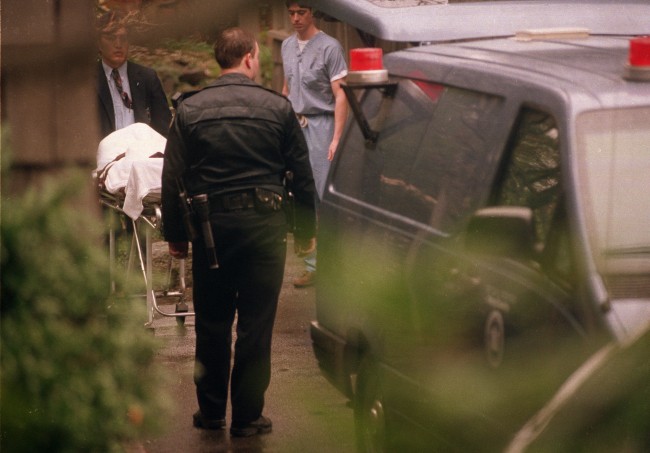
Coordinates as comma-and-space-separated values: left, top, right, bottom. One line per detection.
133, 238, 356, 452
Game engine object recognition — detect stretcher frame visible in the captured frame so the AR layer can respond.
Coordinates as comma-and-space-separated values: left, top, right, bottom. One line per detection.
100, 190, 195, 327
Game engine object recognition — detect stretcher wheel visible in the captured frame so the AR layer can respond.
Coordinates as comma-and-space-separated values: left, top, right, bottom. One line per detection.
175, 301, 189, 327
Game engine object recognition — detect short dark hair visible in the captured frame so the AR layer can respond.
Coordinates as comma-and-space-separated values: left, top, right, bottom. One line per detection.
285, 1, 312, 9
213, 27, 257, 69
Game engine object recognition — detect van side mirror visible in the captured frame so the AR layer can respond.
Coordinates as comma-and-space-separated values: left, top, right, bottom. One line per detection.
466, 206, 536, 260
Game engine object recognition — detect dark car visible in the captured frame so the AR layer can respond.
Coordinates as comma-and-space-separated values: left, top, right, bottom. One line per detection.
308, 0, 650, 450
505, 325, 650, 453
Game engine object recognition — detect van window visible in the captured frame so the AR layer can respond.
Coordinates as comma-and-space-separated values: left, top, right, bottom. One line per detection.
332, 80, 433, 208
494, 108, 561, 245
333, 79, 503, 231
576, 108, 650, 271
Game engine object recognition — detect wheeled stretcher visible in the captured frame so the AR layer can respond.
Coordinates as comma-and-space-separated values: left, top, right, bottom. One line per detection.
96, 123, 194, 327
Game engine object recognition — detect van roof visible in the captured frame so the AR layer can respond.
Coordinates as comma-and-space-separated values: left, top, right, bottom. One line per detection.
386, 35, 650, 110
309, 0, 650, 43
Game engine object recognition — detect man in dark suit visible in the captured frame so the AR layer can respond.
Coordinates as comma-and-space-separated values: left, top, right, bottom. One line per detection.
96, 10, 171, 139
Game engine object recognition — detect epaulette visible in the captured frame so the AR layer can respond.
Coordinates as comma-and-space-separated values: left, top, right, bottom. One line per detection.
259, 84, 289, 100
171, 90, 201, 109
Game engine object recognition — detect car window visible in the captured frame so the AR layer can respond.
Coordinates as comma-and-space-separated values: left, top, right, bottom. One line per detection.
333, 78, 503, 232
414, 85, 503, 232
494, 108, 562, 248
576, 107, 650, 264
491, 109, 579, 293
333, 79, 433, 207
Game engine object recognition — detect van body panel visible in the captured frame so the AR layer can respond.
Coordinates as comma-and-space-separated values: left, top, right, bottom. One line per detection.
309, 2, 650, 449
309, 0, 650, 43
391, 37, 646, 110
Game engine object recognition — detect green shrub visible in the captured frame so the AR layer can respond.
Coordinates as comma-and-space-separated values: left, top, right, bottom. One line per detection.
1, 171, 170, 452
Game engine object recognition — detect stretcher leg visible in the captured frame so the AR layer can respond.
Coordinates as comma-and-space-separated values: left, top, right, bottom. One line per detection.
109, 215, 117, 293
132, 217, 194, 328
100, 191, 195, 327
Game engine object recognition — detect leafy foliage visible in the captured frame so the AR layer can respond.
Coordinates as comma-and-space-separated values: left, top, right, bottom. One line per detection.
0, 172, 170, 452
130, 39, 221, 96
130, 34, 275, 98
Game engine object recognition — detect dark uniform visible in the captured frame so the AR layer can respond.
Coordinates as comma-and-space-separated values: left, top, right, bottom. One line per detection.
161, 73, 316, 426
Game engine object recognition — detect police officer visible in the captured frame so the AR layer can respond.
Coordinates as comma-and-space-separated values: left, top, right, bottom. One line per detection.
161, 27, 316, 438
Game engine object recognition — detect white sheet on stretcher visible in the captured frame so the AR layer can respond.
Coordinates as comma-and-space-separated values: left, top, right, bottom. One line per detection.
122, 159, 164, 219
96, 123, 167, 220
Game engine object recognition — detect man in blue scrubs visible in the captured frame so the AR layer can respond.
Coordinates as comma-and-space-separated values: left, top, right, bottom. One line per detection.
282, 1, 348, 287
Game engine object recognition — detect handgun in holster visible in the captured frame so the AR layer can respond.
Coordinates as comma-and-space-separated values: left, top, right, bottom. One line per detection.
283, 171, 296, 234
191, 194, 219, 269
177, 179, 199, 242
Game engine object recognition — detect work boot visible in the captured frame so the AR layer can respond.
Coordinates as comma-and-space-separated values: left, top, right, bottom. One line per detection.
230, 415, 272, 437
193, 411, 226, 430
293, 270, 315, 288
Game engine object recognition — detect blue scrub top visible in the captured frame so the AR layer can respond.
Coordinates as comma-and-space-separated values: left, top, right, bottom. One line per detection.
281, 31, 348, 115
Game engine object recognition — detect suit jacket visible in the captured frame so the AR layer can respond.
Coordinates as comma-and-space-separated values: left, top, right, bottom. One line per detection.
97, 60, 172, 139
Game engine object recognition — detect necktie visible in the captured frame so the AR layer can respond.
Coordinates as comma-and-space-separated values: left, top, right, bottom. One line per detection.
111, 68, 133, 109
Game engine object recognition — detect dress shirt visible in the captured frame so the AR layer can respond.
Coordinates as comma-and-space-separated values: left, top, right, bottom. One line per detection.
102, 61, 135, 131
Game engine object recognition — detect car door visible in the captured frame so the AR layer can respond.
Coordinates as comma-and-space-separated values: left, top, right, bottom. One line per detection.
398, 107, 592, 450
336, 77, 514, 448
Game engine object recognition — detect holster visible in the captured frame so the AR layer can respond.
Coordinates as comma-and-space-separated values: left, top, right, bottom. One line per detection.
208, 188, 282, 214
283, 171, 296, 233
253, 187, 283, 213
192, 194, 219, 269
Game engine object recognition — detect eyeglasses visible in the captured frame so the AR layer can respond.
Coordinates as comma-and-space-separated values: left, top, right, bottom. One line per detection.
102, 32, 129, 45
288, 9, 309, 17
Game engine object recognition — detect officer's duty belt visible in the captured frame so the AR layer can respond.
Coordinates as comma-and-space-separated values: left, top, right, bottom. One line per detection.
209, 190, 256, 213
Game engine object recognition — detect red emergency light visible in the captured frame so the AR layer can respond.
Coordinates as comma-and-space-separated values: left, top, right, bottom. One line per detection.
625, 37, 650, 81
629, 37, 650, 66
347, 48, 388, 84
350, 48, 383, 71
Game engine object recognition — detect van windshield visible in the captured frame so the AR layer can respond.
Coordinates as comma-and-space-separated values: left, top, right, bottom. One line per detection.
576, 108, 650, 274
